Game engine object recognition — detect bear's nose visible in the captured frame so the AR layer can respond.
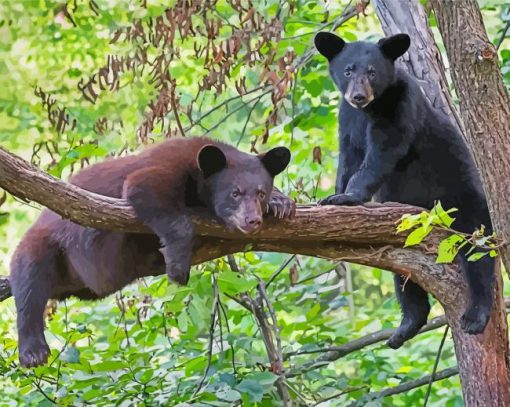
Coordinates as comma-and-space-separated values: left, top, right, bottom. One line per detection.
246, 215, 262, 229
352, 94, 367, 103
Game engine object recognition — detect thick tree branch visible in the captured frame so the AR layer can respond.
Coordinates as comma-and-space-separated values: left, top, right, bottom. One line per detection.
0, 144, 463, 317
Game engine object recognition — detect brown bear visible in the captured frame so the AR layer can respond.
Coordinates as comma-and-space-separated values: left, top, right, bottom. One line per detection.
10, 136, 295, 367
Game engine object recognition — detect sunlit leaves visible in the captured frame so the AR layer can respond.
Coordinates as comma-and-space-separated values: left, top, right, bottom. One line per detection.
436, 234, 465, 263
399, 202, 498, 264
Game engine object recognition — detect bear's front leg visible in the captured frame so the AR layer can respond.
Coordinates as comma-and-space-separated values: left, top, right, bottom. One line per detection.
124, 166, 195, 285
318, 193, 364, 206
322, 127, 412, 206
155, 215, 195, 285
267, 187, 296, 219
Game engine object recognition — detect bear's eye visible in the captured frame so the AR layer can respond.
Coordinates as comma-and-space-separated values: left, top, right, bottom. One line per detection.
231, 190, 241, 199
258, 191, 266, 200
368, 66, 376, 79
344, 70, 352, 78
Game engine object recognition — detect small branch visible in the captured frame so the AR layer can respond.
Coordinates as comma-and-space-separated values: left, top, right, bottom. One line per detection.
423, 326, 450, 406
192, 276, 219, 398
349, 367, 459, 406
496, 15, 510, 50
185, 85, 267, 134
285, 313, 448, 377
292, 1, 369, 70
286, 298, 510, 377
204, 90, 271, 136
312, 385, 368, 406
266, 255, 295, 287
170, 84, 186, 138
257, 280, 290, 405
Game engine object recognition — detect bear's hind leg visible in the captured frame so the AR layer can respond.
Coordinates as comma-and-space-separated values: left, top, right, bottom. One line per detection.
10, 242, 57, 368
460, 255, 494, 334
387, 275, 430, 349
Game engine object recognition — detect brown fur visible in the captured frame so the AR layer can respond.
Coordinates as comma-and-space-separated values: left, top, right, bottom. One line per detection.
9, 136, 294, 367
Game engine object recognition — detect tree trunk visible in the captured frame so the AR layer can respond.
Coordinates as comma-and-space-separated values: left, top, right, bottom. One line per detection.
430, 1, 510, 403
429, 0, 510, 276
372, 0, 463, 130
373, 0, 510, 403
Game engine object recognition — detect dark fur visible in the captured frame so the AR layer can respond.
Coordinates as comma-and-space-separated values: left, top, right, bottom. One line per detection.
315, 32, 495, 348
10, 136, 294, 367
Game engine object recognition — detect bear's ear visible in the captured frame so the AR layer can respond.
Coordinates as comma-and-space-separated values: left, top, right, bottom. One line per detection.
314, 32, 346, 61
378, 34, 410, 62
197, 145, 227, 178
259, 147, 291, 177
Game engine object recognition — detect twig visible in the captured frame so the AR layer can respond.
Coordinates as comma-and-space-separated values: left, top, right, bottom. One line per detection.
284, 379, 315, 405
267, 255, 296, 287
192, 276, 219, 398
185, 85, 267, 133
250, 282, 290, 406
236, 96, 262, 147
285, 314, 449, 377
295, 261, 342, 285
290, 67, 299, 146
312, 385, 368, 406
496, 13, 510, 50
31, 376, 57, 404
204, 90, 271, 136
218, 297, 238, 374
227, 255, 241, 273
288, 299, 510, 377
170, 85, 186, 137
349, 367, 459, 406
423, 326, 449, 406
291, 1, 367, 70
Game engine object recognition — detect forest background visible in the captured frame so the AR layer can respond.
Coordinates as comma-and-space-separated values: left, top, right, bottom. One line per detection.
0, 0, 509, 405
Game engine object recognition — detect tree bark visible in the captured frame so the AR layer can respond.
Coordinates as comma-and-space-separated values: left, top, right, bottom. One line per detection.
430, 0, 510, 278
372, 0, 463, 131
429, 2, 510, 404
373, 0, 510, 404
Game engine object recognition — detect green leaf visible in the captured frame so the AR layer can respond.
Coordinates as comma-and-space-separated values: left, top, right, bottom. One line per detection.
249, 371, 279, 386
216, 387, 242, 402
235, 379, 264, 402
431, 201, 457, 227
60, 346, 80, 364
436, 234, 465, 263
217, 271, 258, 295
397, 213, 422, 232
91, 360, 127, 372
467, 251, 489, 262
404, 225, 433, 247
306, 303, 321, 320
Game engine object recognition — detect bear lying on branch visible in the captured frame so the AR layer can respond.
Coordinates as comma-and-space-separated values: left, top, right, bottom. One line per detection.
9, 137, 295, 368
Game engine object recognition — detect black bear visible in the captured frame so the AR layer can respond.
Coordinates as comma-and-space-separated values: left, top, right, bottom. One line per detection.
314, 32, 494, 348
9, 136, 295, 367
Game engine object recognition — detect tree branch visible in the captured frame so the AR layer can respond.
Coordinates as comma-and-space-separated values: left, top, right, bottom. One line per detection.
349, 367, 459, 406
0, 145, 464, 317
287, 298, 510, 378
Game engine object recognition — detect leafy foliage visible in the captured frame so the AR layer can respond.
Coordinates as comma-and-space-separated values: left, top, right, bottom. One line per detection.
399, 202, 498, 264
0, 1, 508, 405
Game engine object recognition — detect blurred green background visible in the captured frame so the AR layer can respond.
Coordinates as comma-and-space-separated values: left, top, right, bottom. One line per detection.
0, 1, 509, 405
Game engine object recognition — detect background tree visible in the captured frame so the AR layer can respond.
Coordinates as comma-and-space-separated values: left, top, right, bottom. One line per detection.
0, 1, 509, 405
